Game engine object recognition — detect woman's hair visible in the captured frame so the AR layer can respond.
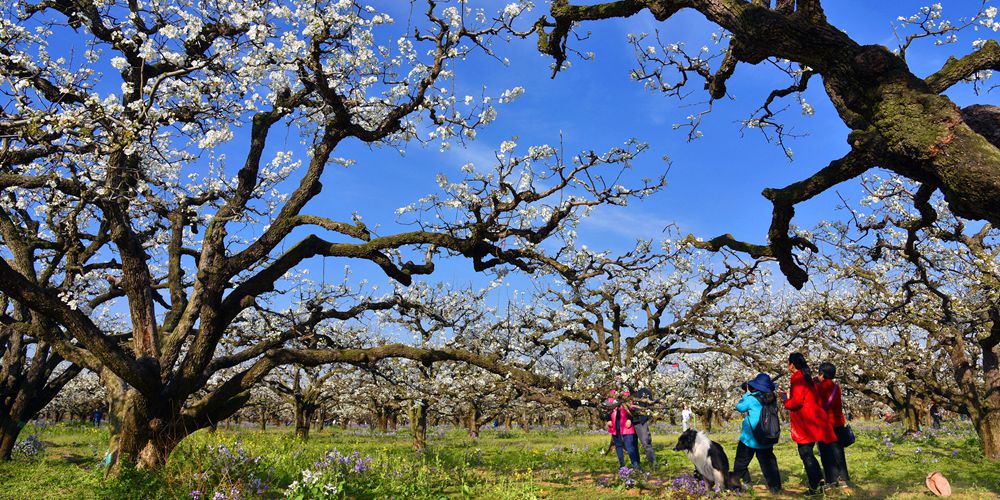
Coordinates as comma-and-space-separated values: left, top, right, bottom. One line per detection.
818, 362, 837, 380
788, 352, 814, 386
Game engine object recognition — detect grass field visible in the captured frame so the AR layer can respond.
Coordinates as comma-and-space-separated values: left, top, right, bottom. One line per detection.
0, 420, 997, 499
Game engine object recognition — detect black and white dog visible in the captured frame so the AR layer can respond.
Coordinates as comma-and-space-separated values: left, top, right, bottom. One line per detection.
673, 429, 741, 490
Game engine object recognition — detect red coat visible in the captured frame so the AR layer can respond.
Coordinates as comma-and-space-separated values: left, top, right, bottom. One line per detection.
784, 370, 837, 444
606, 390, 636, 436
818, 379, 846, 429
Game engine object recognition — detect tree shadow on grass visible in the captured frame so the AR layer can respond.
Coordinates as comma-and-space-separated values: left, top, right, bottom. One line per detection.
59, 452, 99, 465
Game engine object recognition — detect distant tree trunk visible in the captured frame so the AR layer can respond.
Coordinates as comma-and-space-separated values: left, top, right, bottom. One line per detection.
467, 406, 481, 439
703, 409, 714, 432
411, 361, 432, 450
376, 408, 389, 433
258, 412, 267, 431
901, 405, 922, 435
317, 410, 326, 431
589, 409, 600, 429
294, 403, 315, 440
410, 400, 428, 451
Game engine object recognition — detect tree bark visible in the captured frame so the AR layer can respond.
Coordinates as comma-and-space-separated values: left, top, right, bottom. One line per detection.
112, 395, 178, 470
901, 405, 922, 435
100, 371, 186, 472
467, 406, 481, 439
294, 404, 315, 440
376, 409, 389, 433
0, 416, 21, 460
974, 411, 1000, 460
410, 399, 428, 451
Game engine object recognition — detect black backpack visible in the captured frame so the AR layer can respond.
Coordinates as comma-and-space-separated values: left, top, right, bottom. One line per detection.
752, 392, 781, 445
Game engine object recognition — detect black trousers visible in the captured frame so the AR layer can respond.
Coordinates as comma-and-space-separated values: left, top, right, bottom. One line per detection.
797, 442, 841, 490
732, 441, 782, 491
830, 429, 851, 483
819, 441, 844, 485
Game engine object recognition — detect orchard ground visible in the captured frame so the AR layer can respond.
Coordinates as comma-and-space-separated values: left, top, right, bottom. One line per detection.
0, 420, 997, 499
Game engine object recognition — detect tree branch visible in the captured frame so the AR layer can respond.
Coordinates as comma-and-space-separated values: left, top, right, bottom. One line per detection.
925, 40, 1000, 94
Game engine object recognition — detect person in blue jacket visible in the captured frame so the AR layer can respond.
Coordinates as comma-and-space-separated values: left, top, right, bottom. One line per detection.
733, 373, 782, 493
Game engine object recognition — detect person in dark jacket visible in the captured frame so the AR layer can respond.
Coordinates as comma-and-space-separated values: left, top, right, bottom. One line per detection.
783, 352, 840, 493
930, 402, 943, 429
631, 386, 657, 469
733, 373, 782, 493
817, 362, 850, 485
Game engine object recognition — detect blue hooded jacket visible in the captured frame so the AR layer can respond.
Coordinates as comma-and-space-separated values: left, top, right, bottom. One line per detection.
736, 391, 772, 449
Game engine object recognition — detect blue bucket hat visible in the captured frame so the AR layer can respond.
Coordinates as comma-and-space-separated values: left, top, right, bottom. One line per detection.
747, 373, 776, 393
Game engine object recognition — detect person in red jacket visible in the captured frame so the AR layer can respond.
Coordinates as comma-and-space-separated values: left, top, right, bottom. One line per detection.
818, 362, 850, 484
782, 352, 840, 493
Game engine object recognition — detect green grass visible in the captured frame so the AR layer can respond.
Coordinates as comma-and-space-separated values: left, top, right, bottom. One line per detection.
0, 420, 998, 499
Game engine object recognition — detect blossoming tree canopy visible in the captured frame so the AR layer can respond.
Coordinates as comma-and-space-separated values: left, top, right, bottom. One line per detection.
809, 175, 1000, 458
0, 0, 665, 469
529, 0, 1000, 289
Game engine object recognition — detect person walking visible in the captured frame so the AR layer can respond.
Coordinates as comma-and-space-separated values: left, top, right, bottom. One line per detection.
681, 405, 693, 431
631, 386, 657, 469
817, 362, 850, 485
606, 389, 642, 470
733, 373, 783, 494
782, 352, 840, 494
930, 403, 943, 429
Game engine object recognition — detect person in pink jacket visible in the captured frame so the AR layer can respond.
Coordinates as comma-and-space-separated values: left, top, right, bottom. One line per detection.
606, 389, 641, 469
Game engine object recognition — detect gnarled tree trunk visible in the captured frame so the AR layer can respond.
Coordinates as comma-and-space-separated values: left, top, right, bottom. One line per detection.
294, 402, 315, 441
973, 411, 1000, 460
376, 408, 389, 433
901, 405, 922, 435
106, 393, 182, 471
467, 406, 481, 440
